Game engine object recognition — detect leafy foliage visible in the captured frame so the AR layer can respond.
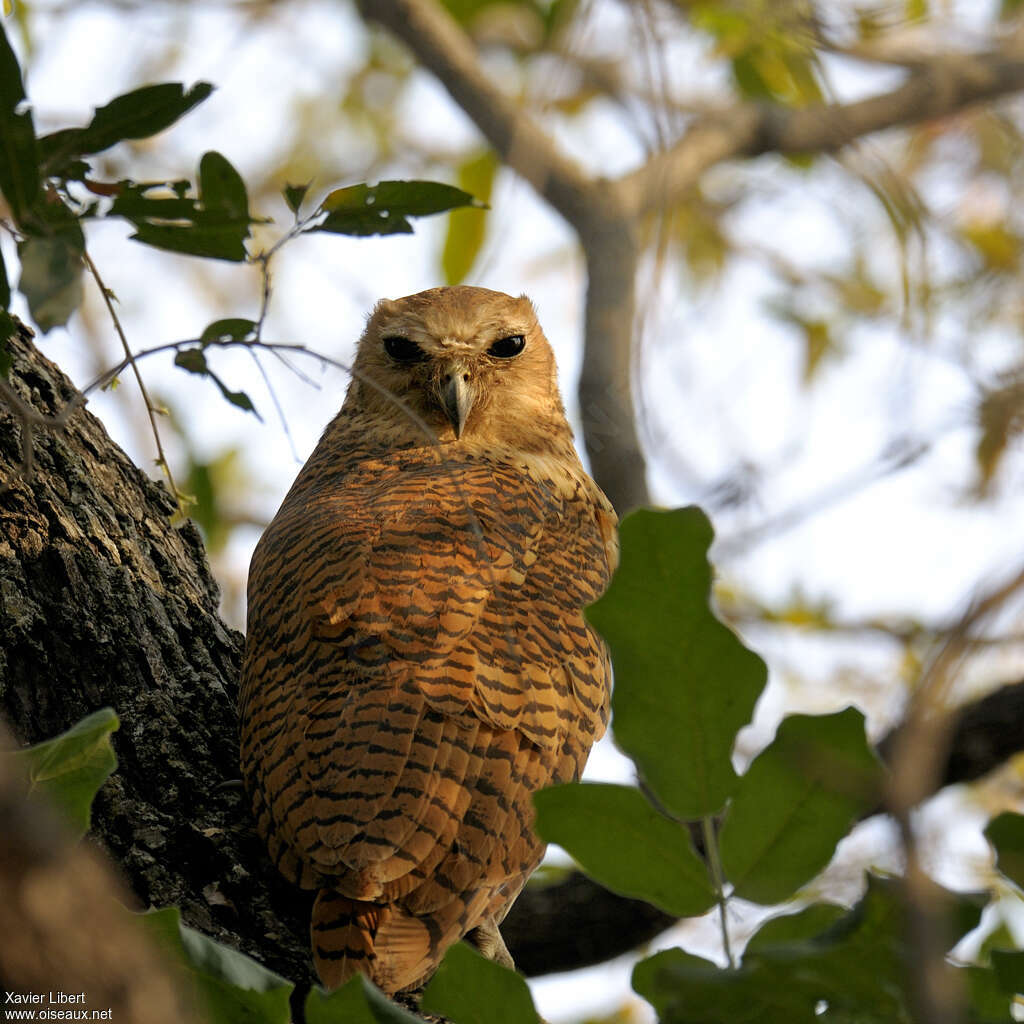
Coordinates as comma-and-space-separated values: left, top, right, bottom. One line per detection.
587, 507, 767, 819
110, 152, 259, 262
537, 507, 1021, 1024
719, 707, 883, 904
421, 942, 540, 1024
142, 906, 293, 1024
534, 782, 714, 916
12, 707, 119, 840
306, 976, 425, 1024
632, 877, 989, 1024
311, 180, 483, 237
985, 812, 1024, 891
0, 19, 479, 360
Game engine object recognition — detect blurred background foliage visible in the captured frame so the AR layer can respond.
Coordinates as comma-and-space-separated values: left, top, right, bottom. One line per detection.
4, 0, 1024, 1019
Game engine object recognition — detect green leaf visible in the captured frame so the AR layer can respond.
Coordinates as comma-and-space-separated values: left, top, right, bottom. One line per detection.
208, 374, 258, 417
961, 963, 1014, 1022
311, 180, 480, 237
632, 948, 783, 1024
13, 708, 119, 840
174, 347, 260, 419
985, 812, 1024, 890
38, 82, 214, 170
200, 150, 250, 222
16, 194, 86, 332
305, 976, 424, 1024
533, 782, 715, 917
200, 317, 257, 345
731, 53, 774, 102
140, 906, 293, 1024
421, 942, 540, 1024
284, 181, 311, 214
128, 221, 250, 261
175, 347, 209, 375
588, 507, 767, 819
720, 707, 884, 905
743, 903, 847, 953
992, 949, 1024, 994
0, 21, 42, 226
633, 875, 982, 1024
113, 155, 257, 262
442, 149, 496, 284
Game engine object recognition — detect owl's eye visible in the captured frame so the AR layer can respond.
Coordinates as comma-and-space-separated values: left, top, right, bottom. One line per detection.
383, 336, 426, 363
488, 335, 525, 358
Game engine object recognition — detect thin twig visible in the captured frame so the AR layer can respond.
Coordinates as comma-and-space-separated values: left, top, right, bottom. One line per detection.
701, 815, 734, 969
246, 346, 298, 462
0, 373, 86, 491
82, 251, 182, 508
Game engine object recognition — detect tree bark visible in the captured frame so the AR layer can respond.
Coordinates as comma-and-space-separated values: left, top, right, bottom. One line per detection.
2, 322, 1024, 1006
0, 322, 317, 994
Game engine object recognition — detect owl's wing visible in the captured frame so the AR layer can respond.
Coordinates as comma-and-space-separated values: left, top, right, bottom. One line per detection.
240, 457, 614, 899
306, 467, 612, 744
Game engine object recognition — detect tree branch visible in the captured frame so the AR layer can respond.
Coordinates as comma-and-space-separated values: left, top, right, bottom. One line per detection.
617, 49, 1024, 218
358, 0, 601, 229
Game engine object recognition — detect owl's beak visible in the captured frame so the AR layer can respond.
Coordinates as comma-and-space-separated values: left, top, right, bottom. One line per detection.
440, 369, 475, 438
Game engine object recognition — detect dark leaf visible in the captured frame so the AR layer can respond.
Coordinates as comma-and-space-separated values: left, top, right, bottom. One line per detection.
109, 183, 200, 221
284, 181, 311, 214
0, 310, 14, 378
632, 875, 985, 1024
205, 371, 259, 418
984, 812, 1024, 890
421, 942, 540, 1024
587, 507, 767, 819
720, 708, 885, 905
12, 708, 119, 840
992, 949, 1024, 995
311, 180, 479, 237
128, 221, 249, 262
0, 242, 10, 309
961, 964, 1014, 1023
112, 159, 257, 263
174, 348, 210, 375
0, 21, 42, 226
743, 904, 847, 953
199, 150, 249, 222
200, 317, 256, 345
533, 782, 715, 917
17, 229, 85, 333
38, 82, 214, 170
174, 347, 259, 419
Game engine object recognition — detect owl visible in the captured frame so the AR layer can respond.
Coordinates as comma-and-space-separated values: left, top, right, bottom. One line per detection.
240, 285, 618, 995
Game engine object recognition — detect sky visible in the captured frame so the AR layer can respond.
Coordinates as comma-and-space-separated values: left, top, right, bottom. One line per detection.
6, 1, 1024, 1020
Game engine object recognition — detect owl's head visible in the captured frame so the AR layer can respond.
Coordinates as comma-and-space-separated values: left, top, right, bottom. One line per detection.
341, 286, 573, 451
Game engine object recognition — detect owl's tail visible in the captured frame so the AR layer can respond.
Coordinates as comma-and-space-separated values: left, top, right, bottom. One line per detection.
311, 886, 492, 995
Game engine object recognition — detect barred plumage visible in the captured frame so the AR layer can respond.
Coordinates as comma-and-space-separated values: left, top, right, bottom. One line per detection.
240, 286, 617, 994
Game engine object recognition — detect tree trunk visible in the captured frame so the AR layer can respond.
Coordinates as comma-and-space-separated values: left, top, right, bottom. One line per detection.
0, 322, 317, 990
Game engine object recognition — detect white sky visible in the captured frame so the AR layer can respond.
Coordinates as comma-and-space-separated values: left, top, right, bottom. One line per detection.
7, 2, 1024, 1020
